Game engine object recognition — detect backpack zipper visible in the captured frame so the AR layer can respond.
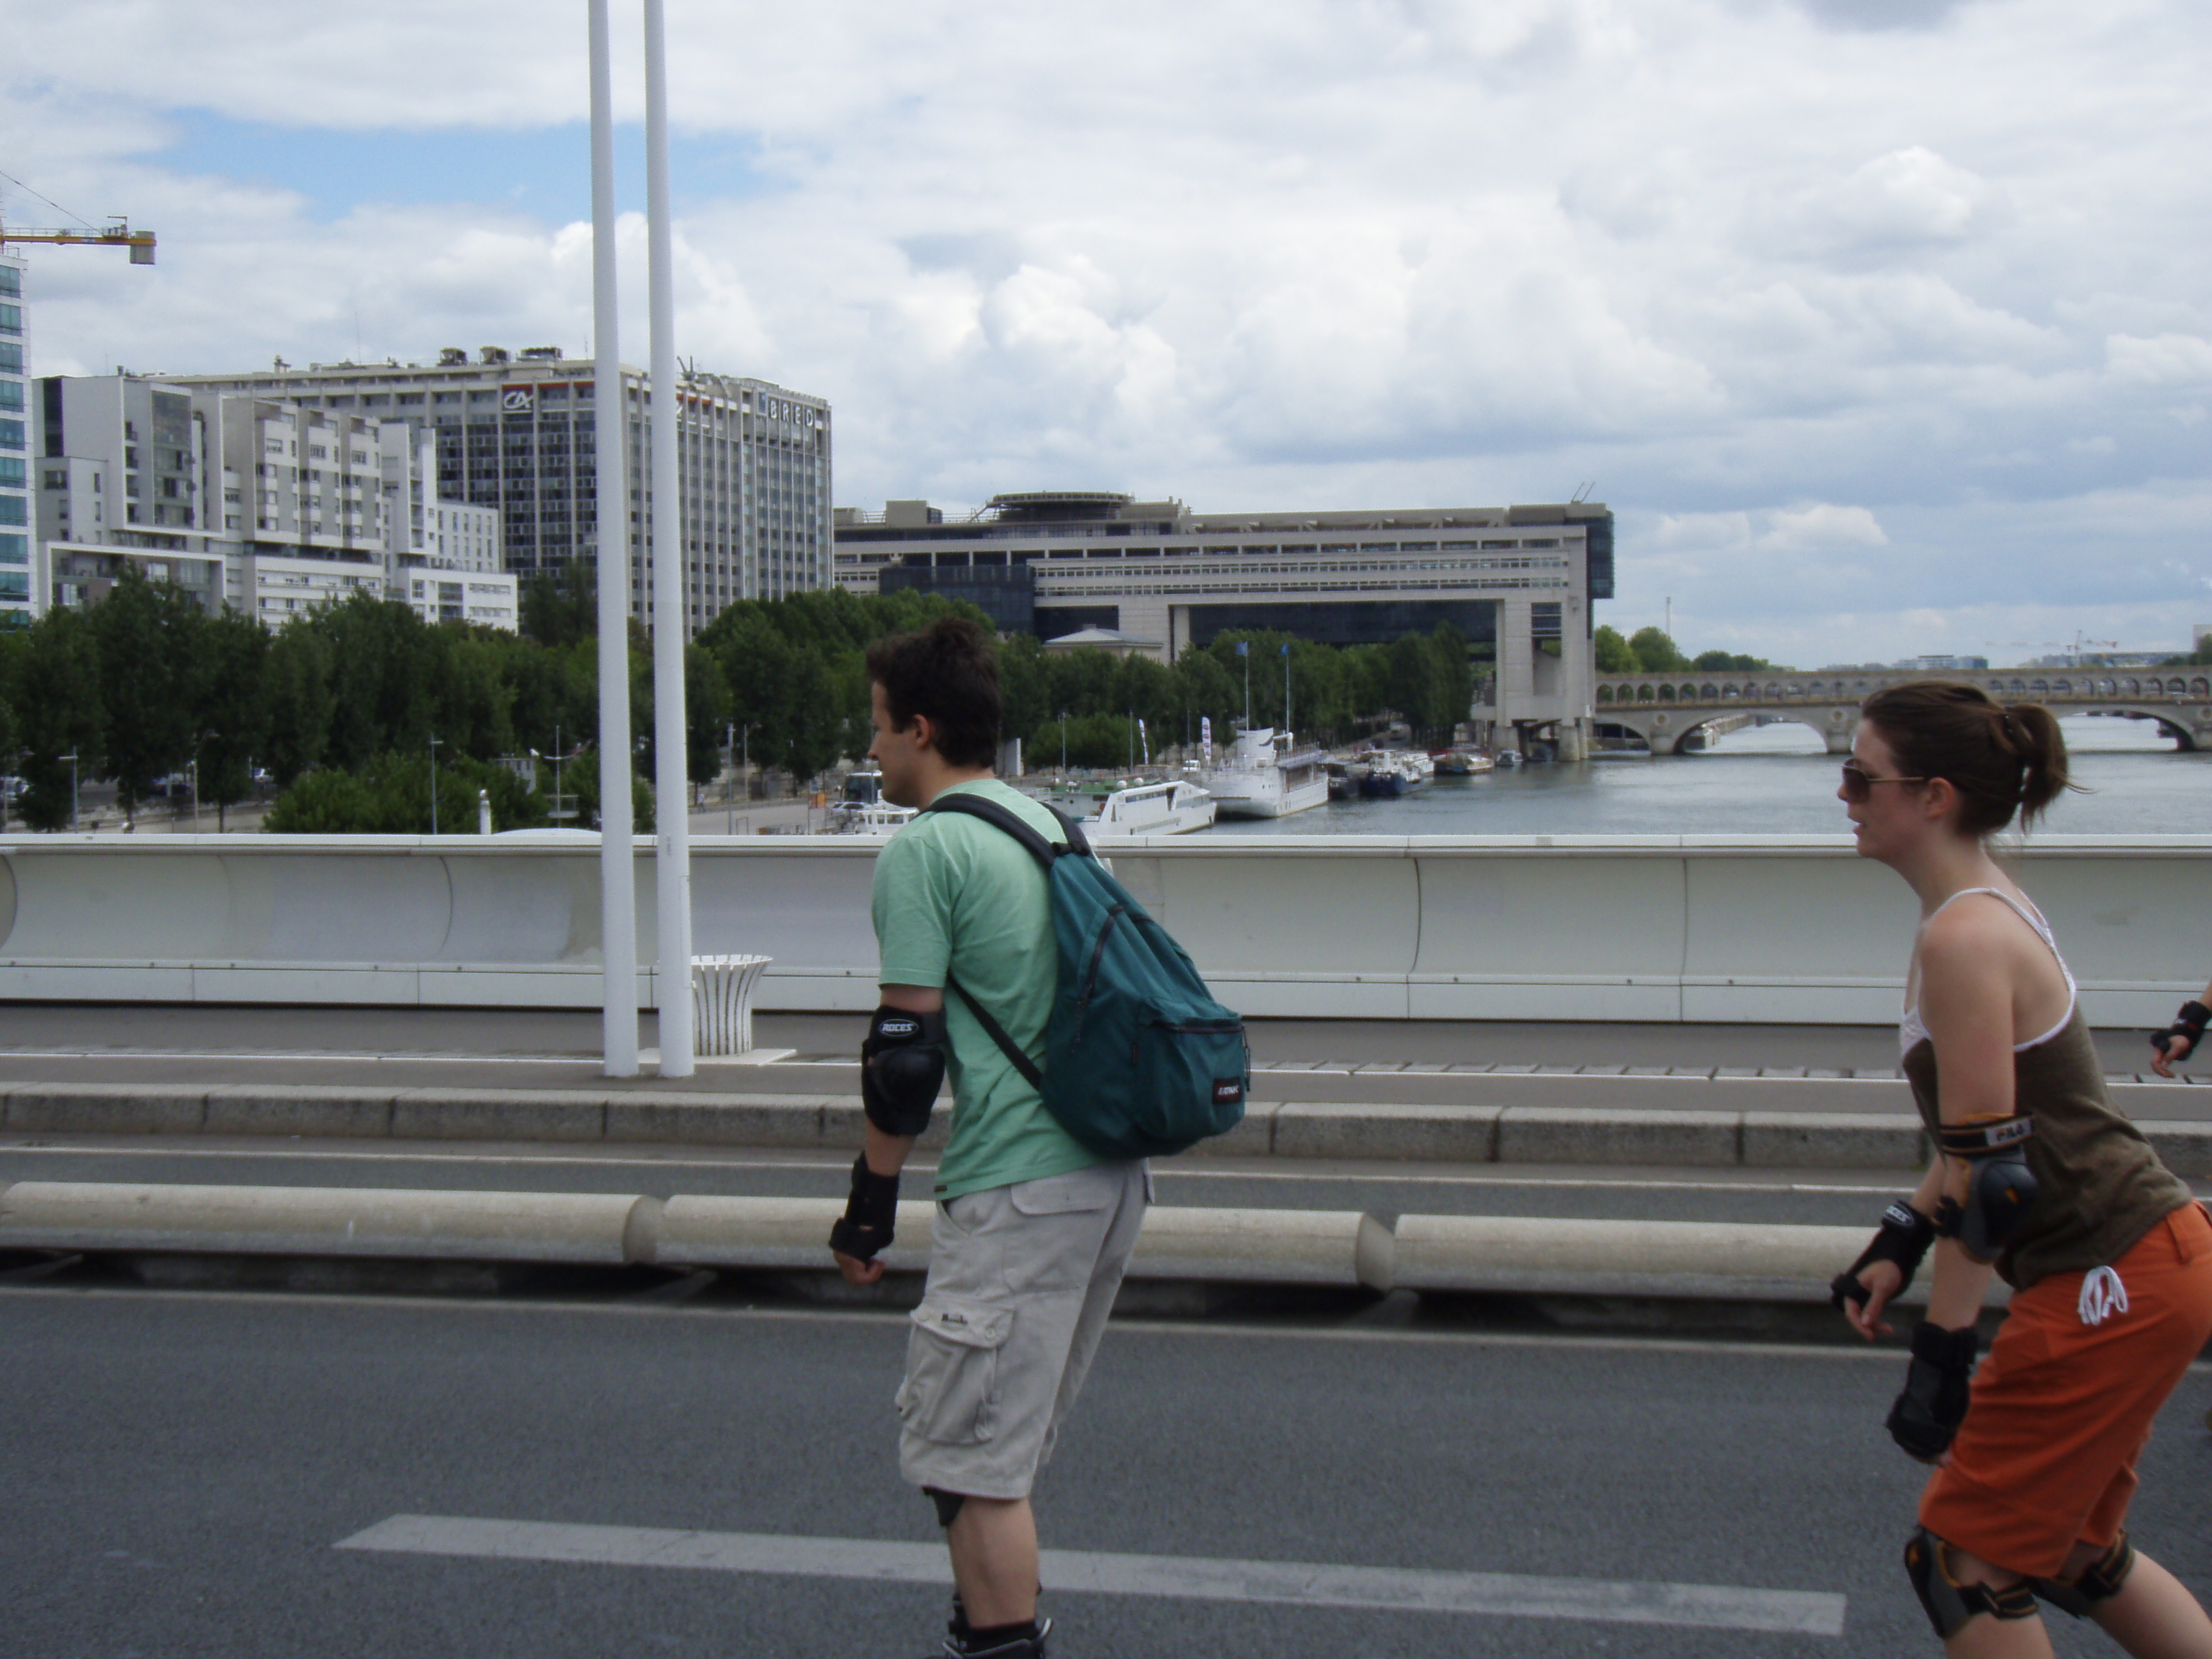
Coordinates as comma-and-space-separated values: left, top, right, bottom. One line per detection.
1069, 904, 1128, 1050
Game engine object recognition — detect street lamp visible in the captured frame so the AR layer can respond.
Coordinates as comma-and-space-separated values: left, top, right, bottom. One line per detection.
1058, 710, 1068, 781
428, 733, 443, 836
61, 749, 78, 833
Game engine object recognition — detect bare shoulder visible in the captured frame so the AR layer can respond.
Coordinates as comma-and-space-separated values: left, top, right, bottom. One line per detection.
1917, 896, 2029, 986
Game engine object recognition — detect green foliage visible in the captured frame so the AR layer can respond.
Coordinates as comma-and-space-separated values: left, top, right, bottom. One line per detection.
1627, 626, 1689, 674
1593, 624, 1640, 674
14, 607, 104, 831
264, 750, 550, 835
566, 742, 655, 833
89, 570, 206, 819
1044, 712, 1152, 770
684, 642, 732, 788
195, 611, 272, 823
518, 563, 598, 649
262, 623, 335, 785
1693, 649, 1777, 673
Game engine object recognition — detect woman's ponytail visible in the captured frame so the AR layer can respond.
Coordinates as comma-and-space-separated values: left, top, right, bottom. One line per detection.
2000, 703, 2068, 830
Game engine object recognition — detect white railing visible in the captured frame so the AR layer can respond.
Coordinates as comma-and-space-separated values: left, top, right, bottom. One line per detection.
0, 832, 2205, 1025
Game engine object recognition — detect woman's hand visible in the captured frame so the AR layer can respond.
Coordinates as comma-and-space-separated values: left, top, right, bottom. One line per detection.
1841, 1258, 1905, 1341
2151, 1030, 2193, 1079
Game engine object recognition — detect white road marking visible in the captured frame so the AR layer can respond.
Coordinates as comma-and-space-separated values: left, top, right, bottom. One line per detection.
333, 1514, 1847, 1636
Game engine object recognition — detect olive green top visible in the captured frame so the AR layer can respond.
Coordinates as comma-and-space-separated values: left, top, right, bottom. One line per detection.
1905, 1007, 2193, 1289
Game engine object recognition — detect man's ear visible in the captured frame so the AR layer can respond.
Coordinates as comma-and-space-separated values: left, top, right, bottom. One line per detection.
902, 711, 937, 756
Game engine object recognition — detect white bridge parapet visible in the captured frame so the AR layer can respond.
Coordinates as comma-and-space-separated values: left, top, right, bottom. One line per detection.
0, 832, 2206, 1027
1596, 668, 2212, 755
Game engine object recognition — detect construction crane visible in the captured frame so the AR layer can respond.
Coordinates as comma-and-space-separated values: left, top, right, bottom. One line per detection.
0, 215, 155, 264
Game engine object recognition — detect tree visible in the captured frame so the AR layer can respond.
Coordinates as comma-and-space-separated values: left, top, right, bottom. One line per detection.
89, 572, 205, 822
518, 563, 598, 649
1628, 626, 1689, 674
1594, 624, 1640, 674
684, 642, 732, 790
194, 611, 271, 829
262, 623, 336, 786
567, 742, 655, 833
264, 749, 549, 835
1694, 649, 1776, 673
14, 608, 107, 831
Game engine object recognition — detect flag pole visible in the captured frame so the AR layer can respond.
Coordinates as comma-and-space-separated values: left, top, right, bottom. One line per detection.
588, 0, 638, 1077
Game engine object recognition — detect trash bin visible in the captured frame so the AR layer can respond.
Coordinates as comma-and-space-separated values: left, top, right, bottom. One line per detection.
691, 954, 772, 1056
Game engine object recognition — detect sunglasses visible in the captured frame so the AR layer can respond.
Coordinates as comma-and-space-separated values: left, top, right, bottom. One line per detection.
1840, 760, 1927, 803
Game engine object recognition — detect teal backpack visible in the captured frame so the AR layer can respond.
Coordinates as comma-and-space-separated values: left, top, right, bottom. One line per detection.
922, 793, 1249, 1159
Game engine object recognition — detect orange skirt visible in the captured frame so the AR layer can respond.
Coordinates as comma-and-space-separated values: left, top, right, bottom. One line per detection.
1918, 1201, 2212, 1578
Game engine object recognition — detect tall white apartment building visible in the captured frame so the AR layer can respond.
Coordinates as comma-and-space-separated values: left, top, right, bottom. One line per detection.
35, 374, 517, 631
0, 253, 32, 624
157, 347, 832, 636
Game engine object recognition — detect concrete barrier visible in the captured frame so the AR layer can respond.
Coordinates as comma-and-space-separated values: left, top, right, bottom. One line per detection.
1129, 1207, 1394, 1290
6, 1081, 2208, 1174
0, 1181, 655, 1264
3, 832, 2207, 1024
652, 1196, 939, 1275
1392, 1215, 1882, 1302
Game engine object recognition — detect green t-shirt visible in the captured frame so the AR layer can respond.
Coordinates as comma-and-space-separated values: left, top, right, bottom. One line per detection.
871, 778, 1100, 1200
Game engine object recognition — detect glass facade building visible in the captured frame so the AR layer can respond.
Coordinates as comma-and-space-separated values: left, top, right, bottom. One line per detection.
0, 256, 30, 621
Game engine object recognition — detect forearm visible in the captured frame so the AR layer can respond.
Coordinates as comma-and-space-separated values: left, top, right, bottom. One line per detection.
863, 1122, 915, 1177
1923, 1237, 1994, 1330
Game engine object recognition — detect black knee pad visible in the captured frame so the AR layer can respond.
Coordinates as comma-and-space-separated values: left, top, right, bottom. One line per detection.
1905, 1529, 2039, 1639
2034, 1533, 2136, 1619
925, 1485, 967, 1528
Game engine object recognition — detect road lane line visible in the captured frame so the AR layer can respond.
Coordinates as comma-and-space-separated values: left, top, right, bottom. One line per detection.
333, 1514, 1847, 1636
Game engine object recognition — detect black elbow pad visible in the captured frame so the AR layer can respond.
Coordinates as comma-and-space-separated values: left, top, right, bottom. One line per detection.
863, 1004, 948, 1137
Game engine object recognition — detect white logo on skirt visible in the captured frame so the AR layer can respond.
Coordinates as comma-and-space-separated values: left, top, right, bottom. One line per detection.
2078, 1266, 2129, 1327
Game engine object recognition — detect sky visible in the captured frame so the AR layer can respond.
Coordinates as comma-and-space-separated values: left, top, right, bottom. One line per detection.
1, 0, 2206, 667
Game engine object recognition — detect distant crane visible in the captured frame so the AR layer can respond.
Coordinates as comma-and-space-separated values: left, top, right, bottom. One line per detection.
1990, 633, 2121, 666
0, 214, 156, 264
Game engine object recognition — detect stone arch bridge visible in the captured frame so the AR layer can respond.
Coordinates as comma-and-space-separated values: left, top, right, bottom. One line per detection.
1595, 669, 2212, 756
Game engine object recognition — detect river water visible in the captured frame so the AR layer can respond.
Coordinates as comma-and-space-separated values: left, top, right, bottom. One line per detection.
1215, 716, 2211, 837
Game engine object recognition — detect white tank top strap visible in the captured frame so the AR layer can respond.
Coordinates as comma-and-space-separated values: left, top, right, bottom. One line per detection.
1902, 886, 2077, 1054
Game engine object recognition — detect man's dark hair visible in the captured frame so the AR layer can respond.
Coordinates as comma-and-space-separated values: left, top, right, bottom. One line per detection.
866, 616, 1002, 769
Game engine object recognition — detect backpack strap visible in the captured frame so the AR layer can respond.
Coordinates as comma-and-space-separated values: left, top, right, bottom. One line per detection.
944, 974, 1044, 1092
921, 790, 1092, 863
920, 788, 1082, 1092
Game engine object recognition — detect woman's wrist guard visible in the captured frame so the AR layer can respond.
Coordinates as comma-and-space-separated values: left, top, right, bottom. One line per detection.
1830, 1200, 1936, 1313
2151, 999, 2211, 1054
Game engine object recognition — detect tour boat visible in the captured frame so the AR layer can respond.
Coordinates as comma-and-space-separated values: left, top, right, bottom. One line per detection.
1201, 727, 1330, 819
1036, 777, 1216, 836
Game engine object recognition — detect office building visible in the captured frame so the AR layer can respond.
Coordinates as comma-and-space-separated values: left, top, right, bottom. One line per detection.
834, 490, 1613, 755
0, 252, 30, 624
35, 374, 517, 631
158, 348, 831, 634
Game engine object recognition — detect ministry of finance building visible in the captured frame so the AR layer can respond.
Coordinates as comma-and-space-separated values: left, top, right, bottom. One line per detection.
159, 347, 831, 634
834, 491, 1614, 757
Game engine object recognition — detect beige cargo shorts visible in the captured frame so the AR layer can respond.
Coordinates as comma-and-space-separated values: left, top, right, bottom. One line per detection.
896, 1159, 1148, 1500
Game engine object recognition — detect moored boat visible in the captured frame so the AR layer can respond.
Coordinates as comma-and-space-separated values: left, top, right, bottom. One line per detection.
1200, 727, 1330, 819
1035, 776, 1216, 836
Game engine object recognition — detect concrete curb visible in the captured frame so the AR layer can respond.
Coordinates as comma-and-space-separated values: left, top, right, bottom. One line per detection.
0, 1178, 1937, 1302
6, 1082, 2209, 1177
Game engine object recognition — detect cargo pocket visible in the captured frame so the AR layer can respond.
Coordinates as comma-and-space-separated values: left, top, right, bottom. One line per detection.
896, 1293, 1013, 1445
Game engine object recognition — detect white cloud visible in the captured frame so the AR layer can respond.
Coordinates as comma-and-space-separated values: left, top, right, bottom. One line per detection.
2, 0, 2210, 655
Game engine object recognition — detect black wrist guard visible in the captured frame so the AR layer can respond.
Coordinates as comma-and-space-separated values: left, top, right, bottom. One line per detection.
2151, 999, 2210, 1055
828, 1153, 899, 1262
1830, 1200, 1936, 1314
1887, 1321, 1977, 1462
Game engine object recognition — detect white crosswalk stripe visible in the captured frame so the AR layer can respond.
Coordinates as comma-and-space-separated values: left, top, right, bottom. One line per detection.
335, 1514, 1847, 1637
